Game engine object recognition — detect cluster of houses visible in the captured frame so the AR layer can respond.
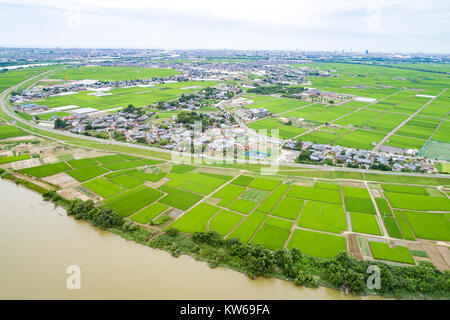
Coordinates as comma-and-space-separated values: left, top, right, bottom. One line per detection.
13, 103, 48, 114
156, 85, 240, 112
9, 74, 189, 105
284, 140, 437, 173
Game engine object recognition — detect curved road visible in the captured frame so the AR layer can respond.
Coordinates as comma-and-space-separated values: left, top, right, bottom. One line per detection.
1, 69, 449, 181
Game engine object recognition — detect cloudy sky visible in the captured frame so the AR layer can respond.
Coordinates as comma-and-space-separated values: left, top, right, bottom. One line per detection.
0, 0, 449, 53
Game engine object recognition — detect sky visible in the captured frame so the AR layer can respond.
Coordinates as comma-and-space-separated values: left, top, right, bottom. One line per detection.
0, 0, 449, 53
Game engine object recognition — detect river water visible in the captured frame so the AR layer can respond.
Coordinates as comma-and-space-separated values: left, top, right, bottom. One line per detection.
0, 180, 378, 299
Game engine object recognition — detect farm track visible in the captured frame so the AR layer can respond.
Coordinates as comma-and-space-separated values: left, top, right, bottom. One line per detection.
347, 233, 364, 260
372, 88, 447, 152
2, 70, 450, 182
292, 91, 401, 140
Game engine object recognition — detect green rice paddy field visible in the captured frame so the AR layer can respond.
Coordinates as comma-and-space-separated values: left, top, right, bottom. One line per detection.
246, 63, 449, 157
50, 66, 180, 81
23, 80, 218, 112
3, 63, 449, 266
9, 153, 450, 265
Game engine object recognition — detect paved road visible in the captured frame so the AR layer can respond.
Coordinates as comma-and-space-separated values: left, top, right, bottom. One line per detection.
2, 70, 450, 181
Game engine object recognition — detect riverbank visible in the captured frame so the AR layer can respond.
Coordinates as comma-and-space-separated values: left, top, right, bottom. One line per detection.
0, 179, 373, 300
3, 176, 450, 299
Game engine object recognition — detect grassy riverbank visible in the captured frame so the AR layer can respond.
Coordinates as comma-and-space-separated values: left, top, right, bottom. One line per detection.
2, 172, 447, 300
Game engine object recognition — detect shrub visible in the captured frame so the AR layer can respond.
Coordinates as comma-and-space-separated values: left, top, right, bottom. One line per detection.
166, 227, 179, 236
294, 271, 320, 288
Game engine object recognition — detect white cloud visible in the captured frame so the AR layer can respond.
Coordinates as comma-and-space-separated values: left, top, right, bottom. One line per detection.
0, 0, 449, 52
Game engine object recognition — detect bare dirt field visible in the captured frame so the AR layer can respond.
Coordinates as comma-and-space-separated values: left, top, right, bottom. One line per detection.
58, 188, 90, 201
9, 158, 42, 170
43, 172, 79, 189
422, 244, 449, 271
347, 233, 363, 260
145, 177, 169, 189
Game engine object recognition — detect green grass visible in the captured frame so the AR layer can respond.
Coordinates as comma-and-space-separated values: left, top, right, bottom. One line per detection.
248, 177, 280, 191
287, 185, 342, 205
228, 212, 266, 243
256, 184, 289, 213
212, 184, 245, 206
250, 224, 291, 250
315, 182, 340, 191
240, 189, 269, 202
51, 66, 180, 81
169, 203, 220, 234
265, 216, 294, 229
411, 250, 429, 258
0, 154, 30, 164
67, 165, 109, 182
20, 161, 71, 178
158, 185, 203, 210
103, 185, 162, 217
381, 184, 429, 195
394, 211, 416, 240
344, 197, 376, 214
271, 197, 304, 220
369, 242, 415, 264
350, 212, 381, 235
130, 203, 169, 224
365, 173, 450, 186
342, 186, 370, 198
232, 175, 254, 186
125, 169, 166, 182
82, 177, 122, 198
208, 210, 244, 236
376, 198, 392, 216
171, 164, 196, 173
101, 159, 145, 171
94, 155, 126, 163
180, 181, 215, 195
287, 229, 347, 259
108, 174, 145, 189
382, 216, 403, 239
0, 125, 28, 139
198, 172, 235, 181
385, 192, 450, 211
228, 199, 256, 214
435, 162, 450, 174
298, 201, 346, 234
67, 158, 99, 168
402, 210, 450, 241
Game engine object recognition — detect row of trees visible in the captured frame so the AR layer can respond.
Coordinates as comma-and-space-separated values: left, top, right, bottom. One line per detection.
152, 230, 449, 298
38, 188, 450, 299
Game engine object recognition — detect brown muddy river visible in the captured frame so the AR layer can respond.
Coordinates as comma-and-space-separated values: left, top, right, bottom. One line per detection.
0, 180, 378, 299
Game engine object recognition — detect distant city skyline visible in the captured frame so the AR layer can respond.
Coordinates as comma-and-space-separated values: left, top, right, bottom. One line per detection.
0, 0, 449, 54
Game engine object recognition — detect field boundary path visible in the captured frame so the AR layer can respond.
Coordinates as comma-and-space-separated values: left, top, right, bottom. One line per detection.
365, 181, 389, 240
292, 91, 401, 140
347, 233, 364, 260
171, 170, 244, 223
283, 200, 307, 249
2, 71, 450, 182
372, 88, 447, 152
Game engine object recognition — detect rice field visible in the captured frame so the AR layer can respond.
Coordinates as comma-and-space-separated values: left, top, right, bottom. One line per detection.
287, 229, 347, 259
103, 185, 162, 217
369, 241, 415, 264
0, 125, 28, 139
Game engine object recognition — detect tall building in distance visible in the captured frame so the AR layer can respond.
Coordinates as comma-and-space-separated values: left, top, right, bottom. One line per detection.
365, 49, 369, 54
